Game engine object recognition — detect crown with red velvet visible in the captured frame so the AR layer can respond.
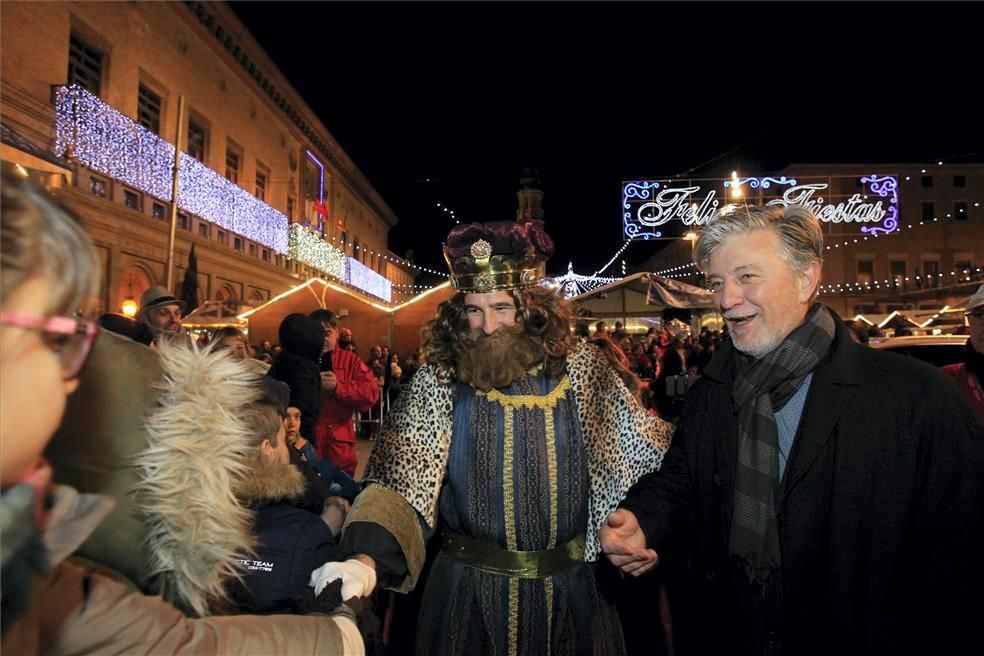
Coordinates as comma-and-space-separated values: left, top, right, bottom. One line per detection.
443, 221, 554, 293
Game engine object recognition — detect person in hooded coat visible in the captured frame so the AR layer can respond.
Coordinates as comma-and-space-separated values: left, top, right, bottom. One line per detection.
267, 313, 324, 442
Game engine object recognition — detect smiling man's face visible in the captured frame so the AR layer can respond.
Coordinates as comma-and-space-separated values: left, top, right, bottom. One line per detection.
705, 228, 819, 359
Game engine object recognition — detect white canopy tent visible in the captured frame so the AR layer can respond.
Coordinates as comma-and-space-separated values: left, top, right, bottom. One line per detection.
570, 273, 718, 333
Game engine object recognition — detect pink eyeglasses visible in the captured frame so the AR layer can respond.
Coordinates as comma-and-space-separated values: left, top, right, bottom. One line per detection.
0, 310, 100, 380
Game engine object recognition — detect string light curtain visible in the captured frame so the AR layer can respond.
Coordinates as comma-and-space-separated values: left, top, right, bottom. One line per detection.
54, 85, 288, 254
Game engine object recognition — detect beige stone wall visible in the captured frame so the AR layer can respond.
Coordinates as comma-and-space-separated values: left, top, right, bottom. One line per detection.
1, 1, 415, 317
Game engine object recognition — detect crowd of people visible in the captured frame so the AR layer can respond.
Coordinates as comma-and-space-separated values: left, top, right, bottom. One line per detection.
585, 320, 725, 419
3, 171, 982, 656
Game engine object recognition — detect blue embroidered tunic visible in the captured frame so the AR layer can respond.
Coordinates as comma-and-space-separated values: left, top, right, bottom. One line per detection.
415, 370, 625, 655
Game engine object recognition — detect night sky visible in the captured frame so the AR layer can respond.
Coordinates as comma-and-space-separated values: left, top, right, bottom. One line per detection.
230, 2, 982, 282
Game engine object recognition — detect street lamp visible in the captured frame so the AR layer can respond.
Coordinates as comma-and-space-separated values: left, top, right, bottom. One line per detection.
121, 272, 138, 317
121, 297, 138, 317
684, 231, 698, 256
730, 170, 743, 198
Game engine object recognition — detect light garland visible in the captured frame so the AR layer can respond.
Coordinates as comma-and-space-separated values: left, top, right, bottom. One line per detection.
816, 214, 980, 295
344, 256, 392, 302
552, 262, 621, 298
655, 262, 699, 276
288, 223, 345, 279
594, 239, 636, 277
54, 85, 288, 253
177, 154, 288, 253
391, 281, 443, 291
321, 231, 448, 277
818, 267, 981, 296
436, 201, 459, 224
724, 176, 798, 190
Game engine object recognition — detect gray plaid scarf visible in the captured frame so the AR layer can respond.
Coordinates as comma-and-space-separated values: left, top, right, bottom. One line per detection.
729, 303, 835, 584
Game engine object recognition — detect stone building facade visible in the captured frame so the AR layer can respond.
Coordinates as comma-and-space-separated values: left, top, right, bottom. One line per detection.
1, 1, 416, 318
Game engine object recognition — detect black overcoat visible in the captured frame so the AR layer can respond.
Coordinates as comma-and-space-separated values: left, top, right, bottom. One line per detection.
622, 318, 983, 656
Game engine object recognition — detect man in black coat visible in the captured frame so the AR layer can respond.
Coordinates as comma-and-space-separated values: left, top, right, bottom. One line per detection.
601, 204, 983, 655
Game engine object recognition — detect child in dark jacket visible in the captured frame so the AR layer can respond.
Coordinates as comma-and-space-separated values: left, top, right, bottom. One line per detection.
230, 392, 347, 614
285, 405, 361, 501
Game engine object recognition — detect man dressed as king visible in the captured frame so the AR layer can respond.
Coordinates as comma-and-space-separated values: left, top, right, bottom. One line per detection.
322, 220, 673, 655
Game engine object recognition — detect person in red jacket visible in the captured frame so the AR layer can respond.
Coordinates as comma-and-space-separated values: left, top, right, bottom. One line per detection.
310, 310, 380, 476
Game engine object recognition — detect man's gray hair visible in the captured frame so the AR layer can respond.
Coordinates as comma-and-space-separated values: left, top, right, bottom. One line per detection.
693, 204, 824, 274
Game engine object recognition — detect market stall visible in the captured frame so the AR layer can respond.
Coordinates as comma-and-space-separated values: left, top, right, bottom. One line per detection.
570, 272, 718, 334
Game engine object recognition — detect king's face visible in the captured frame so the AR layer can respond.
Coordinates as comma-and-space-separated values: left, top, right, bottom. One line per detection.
464, 291, 520, 335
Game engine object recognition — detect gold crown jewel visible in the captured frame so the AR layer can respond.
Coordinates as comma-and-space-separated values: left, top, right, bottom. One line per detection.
470, 239, 492, 265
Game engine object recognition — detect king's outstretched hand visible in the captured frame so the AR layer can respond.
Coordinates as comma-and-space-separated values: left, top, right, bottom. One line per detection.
599, 509, 660, 577
310, 557, 377, 600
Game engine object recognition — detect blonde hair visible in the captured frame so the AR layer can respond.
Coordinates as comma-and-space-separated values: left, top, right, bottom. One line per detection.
241, 401, 283, 449
214, 327, 247, 348
1, 169, 99, 313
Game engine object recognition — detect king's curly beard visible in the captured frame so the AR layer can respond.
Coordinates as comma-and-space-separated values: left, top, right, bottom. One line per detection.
453, 324, 546, 392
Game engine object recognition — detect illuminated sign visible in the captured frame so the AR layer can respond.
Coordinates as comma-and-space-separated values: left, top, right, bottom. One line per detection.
622, 174, 899, 240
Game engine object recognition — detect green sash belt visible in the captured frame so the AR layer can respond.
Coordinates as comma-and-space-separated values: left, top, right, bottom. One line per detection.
440, 530, 585, 579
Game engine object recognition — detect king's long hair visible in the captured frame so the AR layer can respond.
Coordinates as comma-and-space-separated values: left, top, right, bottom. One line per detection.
421, 283, 577, 382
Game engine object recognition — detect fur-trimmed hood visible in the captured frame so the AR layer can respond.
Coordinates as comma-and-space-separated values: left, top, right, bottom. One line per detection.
236, 457, 306, 507
137, 340, 265, 617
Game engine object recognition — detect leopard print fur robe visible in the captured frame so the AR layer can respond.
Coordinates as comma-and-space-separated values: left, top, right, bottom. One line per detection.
362, 339, 673, 561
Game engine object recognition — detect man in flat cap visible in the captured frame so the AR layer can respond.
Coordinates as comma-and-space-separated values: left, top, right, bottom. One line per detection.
314, 220, 672, 655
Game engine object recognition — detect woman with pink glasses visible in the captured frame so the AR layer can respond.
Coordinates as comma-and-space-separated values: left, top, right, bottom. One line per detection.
0, 170, 363, 655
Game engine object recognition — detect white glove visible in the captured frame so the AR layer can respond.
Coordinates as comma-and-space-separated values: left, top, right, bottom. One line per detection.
309, 558, 377, 600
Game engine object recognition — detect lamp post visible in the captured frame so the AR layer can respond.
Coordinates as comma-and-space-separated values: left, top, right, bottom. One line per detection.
684, 231, 697, 256
684, 231, 700, 287
165, 95, 187, 292
730, 170, 743, 199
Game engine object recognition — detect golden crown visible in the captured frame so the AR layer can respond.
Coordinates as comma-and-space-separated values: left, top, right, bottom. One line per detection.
443, 238, 545, 293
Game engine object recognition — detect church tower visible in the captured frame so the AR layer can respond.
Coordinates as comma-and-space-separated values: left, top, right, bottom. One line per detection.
516, 168, 544, 224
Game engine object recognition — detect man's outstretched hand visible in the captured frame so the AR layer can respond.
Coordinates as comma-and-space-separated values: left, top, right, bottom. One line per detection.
600, 509, 659, 577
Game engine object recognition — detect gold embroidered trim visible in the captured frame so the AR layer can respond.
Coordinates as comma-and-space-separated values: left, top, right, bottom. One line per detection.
545, 409, 558, 549
545, 577, 554, 656
477, 376, 571, 411
508, 577, 520, 656
503, 410, 517, 552
503, 410, 518, 656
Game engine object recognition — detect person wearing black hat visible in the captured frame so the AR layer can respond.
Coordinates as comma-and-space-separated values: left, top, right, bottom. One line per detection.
137, 286, 187, 346
267, 313, 325, 445
318, 220, 672, 655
